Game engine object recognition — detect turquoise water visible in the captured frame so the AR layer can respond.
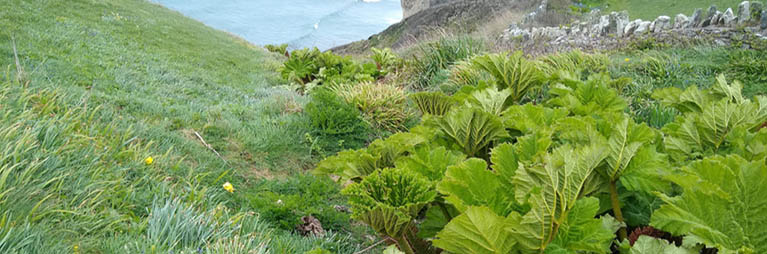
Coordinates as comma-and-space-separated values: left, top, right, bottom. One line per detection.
153, 0, 402, 50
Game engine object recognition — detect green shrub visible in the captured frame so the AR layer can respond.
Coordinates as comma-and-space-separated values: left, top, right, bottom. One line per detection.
305, 89, 371, 152
469, 52, 546, 104
409, 36, 486, 90
328, 82, 411, 132
371, 47, 403, 74
244, 174, 351, 231
265, 44, 289, 55
279, 48, 384, 94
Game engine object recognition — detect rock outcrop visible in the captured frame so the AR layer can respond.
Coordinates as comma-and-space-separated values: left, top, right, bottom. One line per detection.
401, 0, 460, 19
333, 0, 539, 54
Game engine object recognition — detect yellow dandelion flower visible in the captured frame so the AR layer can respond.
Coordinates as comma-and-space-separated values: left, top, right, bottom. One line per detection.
144, 156, 154, 165
73, 244, 80, 253
223, 182, 234, 193
624, 58, 630, 62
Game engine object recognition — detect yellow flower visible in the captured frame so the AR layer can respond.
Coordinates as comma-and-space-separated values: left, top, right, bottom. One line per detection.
223, 182, 234, 193
144, 156, 154, 165
624, 58, 630, 62
73, 244, 79, 253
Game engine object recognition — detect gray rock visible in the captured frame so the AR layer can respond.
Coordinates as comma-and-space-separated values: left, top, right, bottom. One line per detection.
738, 1, 751, 24
609, 11, 630, 37
653, 16, 672, 32
591, 15, 611, 36
707, 5, 718, 19
624, 19, 642, 36
635, 21, 652, 34
675, 14, 691, 29
692, 8, 704, 26
723, 8, 737, 26
701, 5, 718, 27
503, 24, 531, 41
762, 10, 767, 29
712, 11, 724, 26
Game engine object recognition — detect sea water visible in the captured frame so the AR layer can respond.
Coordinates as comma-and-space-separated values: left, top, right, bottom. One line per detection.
153, 0, 403, 50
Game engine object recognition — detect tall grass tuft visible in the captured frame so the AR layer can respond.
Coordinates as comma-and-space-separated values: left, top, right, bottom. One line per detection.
408, 36, 486, 90
328, 82, 411, 132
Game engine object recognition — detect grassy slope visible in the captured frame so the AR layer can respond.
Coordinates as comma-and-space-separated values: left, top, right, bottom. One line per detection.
602, 0, 745, 20
1, 0, 363, 252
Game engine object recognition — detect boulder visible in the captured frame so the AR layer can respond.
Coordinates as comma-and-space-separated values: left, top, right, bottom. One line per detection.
653, 16, 672, 32
675, 14, 691, 29
591, 15, 611, 36
635, 21, 652, 34
701, 5, 718, 27
691, 8, 704, 26
762, 10, 767, 29
503, 24, 531, 41
723, 8, 737, 26
624, 19, 642, 36
609, 11, 630, 37
738, 1, 751, 24
712, 11, 724, 26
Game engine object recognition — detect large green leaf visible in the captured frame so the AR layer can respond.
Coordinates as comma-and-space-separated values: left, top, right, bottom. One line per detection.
343, 169, 436, 238
546, 74, 627, 117
437, 107, 508, 157
312, 148, 378, 181
511, 144, 608, 252
433, 206, 519, 254
546, 198, 620, 254
651, 155, 767, 253
437, 158, 521, 216
600, 117, 670, 193
470, 52, 545, 103
658, 76, 767, 163
464, 87, 512, 116
628, 236, 698, 254
395, 146, 465, 182
502, 104, 569, 135
410, 92, 456, 116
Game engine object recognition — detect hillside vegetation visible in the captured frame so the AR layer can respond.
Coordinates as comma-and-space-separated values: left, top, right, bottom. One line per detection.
589, 0, 744, 20
3, 0, 767, 253
1, 0, 370, 253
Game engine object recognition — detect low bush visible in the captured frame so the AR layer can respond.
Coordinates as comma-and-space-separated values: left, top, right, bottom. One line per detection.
279, 48, 383, 94
305, 89, 372, 153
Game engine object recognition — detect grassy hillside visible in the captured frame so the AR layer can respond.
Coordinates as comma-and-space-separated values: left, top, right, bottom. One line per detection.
596, 0, 745, 20
1, 0, 369, 252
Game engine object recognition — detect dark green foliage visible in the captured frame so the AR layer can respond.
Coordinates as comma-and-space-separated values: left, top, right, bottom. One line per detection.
409, 36, 486, 90
726, 49, 767, 97
305, 89, 371, 152
279, 48, 382, 94
241, 174, 351, 231
342, 169, 437, 254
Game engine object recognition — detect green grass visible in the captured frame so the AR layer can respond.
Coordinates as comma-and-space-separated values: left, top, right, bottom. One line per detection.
598, 0, 745, 20
0, 0, 370, 252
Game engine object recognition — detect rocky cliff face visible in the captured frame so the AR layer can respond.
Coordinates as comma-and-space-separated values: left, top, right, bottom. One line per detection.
333, 0, 540, 54
401, 0, 461, 18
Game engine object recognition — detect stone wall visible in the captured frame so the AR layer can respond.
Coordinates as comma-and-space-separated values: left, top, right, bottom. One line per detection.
500, 1, 767, 54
